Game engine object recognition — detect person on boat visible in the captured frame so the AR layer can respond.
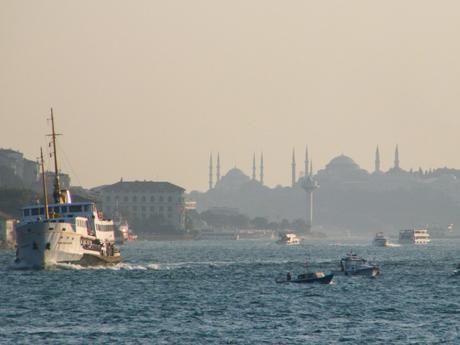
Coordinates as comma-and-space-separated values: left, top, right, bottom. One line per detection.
287, 272, 291, 281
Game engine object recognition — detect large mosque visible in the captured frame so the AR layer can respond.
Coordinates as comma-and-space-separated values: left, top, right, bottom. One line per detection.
190, 146, 460, 235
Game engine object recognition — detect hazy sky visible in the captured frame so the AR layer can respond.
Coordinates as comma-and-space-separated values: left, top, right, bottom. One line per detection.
2, 1, 460, 191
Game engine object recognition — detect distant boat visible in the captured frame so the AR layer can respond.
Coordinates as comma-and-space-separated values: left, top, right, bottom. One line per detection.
276, 271, 334, 284
339, 252, 380, 277
399, 229, 431, 245
276, 262, 333, 284
373, 232, 389, 247
276, 233, 300, 245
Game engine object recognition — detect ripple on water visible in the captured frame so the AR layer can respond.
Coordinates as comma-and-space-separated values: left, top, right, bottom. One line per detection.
1, 239, 460, 344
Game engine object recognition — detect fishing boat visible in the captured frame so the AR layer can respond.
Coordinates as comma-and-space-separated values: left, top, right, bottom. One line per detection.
276, 271, 334, 284
339, 252, 380, 277
276, 232, 300, 245
276, 262, 333, 284
373, 232, 388, 247
14, 109, 121, 269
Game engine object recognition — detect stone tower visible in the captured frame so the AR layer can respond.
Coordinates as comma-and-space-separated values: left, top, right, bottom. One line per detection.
375, 146, 381, 173
291, 148, 296, 187
208, 153, 213, 190
252, 153, 256, 180
260, 152, 264, 185
216, 153, 221, 183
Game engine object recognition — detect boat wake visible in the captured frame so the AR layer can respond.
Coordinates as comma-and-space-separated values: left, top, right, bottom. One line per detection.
54, 262, 162, 271
386, 243, 401, 248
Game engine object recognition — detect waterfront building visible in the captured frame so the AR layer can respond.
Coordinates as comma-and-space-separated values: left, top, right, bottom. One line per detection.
0, 148, 39, 189
96, 180, 186, 233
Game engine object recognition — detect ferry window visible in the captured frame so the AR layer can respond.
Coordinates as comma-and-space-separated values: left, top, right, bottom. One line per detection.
141, 196, 146, 202
150, 196, 155, 202
48, 207, 53, 213
24, 209, 30, 216
39, 207, 44, 215
159, 196, 164, 202
132, 196, 137, 202
61, 206, 68, 213
53, 206, 60, 213
69, 205, 82, 212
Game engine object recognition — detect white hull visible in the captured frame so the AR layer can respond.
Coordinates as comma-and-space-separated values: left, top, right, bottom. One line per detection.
15, 221, 119, 269
373, 239, 388, 247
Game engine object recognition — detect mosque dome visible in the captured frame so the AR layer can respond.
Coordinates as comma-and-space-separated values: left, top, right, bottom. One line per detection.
317, 154, 369, 182
215, 168, 251, 190
325, 155, 360, 171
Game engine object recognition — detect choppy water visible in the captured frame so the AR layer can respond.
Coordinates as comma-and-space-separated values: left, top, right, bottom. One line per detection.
1, 238, 460, 344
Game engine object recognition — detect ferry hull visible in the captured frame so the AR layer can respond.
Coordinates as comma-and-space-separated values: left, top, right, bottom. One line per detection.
15, 222, 120, 269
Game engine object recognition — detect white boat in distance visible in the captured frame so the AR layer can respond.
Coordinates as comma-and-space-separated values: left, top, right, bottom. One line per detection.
14, 109, 121, 269
339, 252, 380, 277
373, 232, 389, 247
399, 229, 431, 245
276, 233, 301, 245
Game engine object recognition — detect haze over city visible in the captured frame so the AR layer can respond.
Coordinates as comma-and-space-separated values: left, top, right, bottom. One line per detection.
2, 0, 460, 191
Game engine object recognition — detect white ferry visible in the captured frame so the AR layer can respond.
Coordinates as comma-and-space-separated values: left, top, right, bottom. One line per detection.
373, 232, 389, 247
276, 233, 301, 245
14, 109, 121, 269
398, 229, 431, 245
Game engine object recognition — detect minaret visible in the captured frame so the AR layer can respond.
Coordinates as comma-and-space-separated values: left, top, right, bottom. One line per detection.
260, 152, 264, 185
304, 145, 309, 177
310, 160, 313, 177
375, 146, 381, 173
301, 171, 319, 235
252, 153, 256, 180
216, 153, 221, 184
291, 148, 296, 187
394, 145, 400, 169
208, 153, 213, 190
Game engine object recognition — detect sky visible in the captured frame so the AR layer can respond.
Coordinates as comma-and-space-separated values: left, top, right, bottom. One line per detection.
1, 1, 460, 192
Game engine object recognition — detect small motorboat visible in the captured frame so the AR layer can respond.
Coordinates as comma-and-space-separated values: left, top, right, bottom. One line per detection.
339, 252, 380, 277
452, 264, 460, 276
276, 233, 301, 245
276, 262, 334, 284
277, 271, 334, 284
373, 232, 389, 247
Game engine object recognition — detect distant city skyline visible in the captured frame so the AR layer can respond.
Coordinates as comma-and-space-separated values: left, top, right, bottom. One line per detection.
2, 1, 460, 191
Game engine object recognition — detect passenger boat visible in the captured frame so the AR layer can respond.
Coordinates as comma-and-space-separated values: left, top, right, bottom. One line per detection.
373, 232, 388, 247
14, 109, 121, 269
399, 229, 431, 245
276, 233, 300, 245
339, 252, 380, 277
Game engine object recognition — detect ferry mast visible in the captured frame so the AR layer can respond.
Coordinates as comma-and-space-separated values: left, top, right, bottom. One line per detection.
40, 147, 50, 220
49, 108, 62, 204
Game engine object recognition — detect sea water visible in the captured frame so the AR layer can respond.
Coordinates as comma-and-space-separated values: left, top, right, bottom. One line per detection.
1, 239, 460, 344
